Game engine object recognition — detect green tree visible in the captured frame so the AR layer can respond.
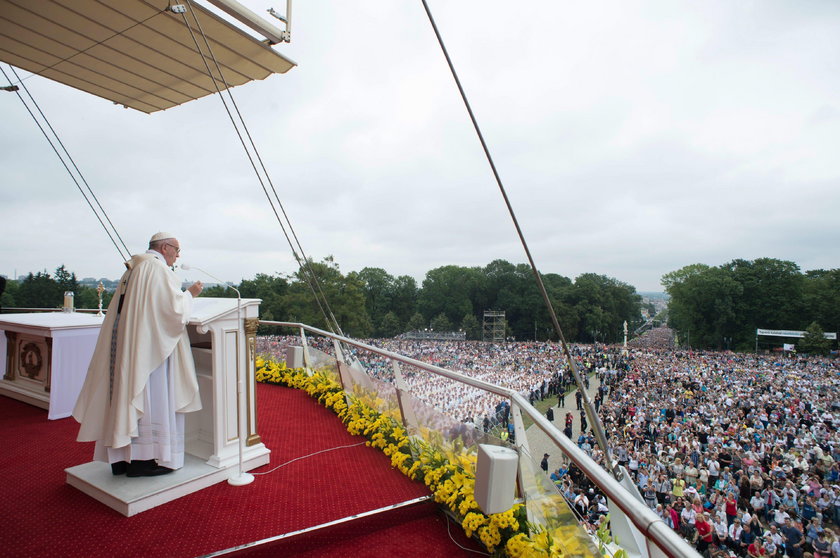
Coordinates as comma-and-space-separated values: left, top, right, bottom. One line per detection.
485, 261, 548, 341
662, 258, 825, 350
17, 271, 61, 308
237, 273, 289, 324
352, 267, 397, 337
418, 265, 481, 326
1, 278, 19, 308
390, 275, 419, 325
54, 265, 78, 293
201, 284, 232, 298
723, 258, 804, 344
803, 269, 840, 336
406, 312, 426, 332
543, 273, 578, 341
663, 264, 742, 349
8, 268, 109, 310
571, 273, 642, 343
282, 257, 372, 337
799, 321, 831, 355
662, 264, 712, 344
430, 312, 453, 332
75, 284, 112, 309
460, 313, 481, 340
378, 311, 402, 338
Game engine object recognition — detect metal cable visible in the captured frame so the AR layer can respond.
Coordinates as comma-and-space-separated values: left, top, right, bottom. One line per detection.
181, 1, 340, 336
419, 0, 618, 478
2, 64, 130, 262
9, 66, 131, 259
178, 2, 342, 335
179, 1, 344, 336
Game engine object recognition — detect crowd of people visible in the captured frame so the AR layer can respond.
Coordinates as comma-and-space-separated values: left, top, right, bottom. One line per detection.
594, 348, 840, 557
256, 329, 840, 557
256, 334, 617, 427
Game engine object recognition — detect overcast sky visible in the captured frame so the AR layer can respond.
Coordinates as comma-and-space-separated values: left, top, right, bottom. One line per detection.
2, 1, 839, 293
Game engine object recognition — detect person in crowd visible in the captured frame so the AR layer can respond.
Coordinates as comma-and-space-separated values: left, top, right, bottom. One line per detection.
729, 518, 745, 550
740, 523, 757, 556
813, 530, 831, 558
781, 516, 805, 558
763, 524, 783, 557
746, 537, 767, 557
713, 512, 729, 547
694, 511, 714, 554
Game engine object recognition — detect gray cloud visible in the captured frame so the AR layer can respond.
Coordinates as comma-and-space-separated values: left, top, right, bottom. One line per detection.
1, 1, 839, 293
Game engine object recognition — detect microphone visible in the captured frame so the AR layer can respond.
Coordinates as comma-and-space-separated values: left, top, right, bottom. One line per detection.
180, 264, 239, 297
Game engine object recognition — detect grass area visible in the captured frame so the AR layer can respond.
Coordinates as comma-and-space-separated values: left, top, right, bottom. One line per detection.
520, 372, 595, 429
523, 394, 561, 429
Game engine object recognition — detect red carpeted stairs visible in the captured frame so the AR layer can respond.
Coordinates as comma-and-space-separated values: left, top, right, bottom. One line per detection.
0, 383, 485, 558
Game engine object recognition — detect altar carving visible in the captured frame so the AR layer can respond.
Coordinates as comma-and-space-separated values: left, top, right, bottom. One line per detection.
19, 338, 49, 381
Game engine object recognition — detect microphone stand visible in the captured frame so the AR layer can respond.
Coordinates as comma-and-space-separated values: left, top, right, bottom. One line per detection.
182, 265, 254, 486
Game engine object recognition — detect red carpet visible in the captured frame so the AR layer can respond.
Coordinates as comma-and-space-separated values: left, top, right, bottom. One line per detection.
0, 383, 485, 557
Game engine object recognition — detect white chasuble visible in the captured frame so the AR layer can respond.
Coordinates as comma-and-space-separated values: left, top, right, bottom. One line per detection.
73, 251, 201, 467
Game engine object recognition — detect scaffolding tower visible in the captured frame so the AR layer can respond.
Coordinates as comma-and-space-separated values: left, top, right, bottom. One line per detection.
483, 310, 506, 342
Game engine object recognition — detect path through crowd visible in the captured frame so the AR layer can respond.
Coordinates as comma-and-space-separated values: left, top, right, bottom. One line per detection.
525, 371, 605, 477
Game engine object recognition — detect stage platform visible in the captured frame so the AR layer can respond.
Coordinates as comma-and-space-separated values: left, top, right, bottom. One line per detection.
66, 452, 270, 517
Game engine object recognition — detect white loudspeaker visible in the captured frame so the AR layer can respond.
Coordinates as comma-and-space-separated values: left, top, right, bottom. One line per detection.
474, 444, 519, 515
286, 346, 303, 368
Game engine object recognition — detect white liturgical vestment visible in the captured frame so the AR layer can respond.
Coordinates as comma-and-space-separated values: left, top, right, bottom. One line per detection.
73, 251, 201, 467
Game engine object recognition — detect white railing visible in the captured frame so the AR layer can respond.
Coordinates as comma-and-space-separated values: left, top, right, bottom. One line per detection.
260, 320, 700, 558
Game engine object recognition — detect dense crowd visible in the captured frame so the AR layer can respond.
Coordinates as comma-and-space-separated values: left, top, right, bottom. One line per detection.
256, 334, 618, 425
627, 324, 675, 349
256, 330, 840, 557
558, 341, 840, 558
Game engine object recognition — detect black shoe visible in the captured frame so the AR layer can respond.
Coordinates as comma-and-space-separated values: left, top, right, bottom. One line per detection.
111, 461, 129, 475
126, 460, 175, 477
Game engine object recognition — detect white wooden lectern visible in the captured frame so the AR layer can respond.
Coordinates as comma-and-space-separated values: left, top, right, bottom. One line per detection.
186, 297, 267, 468
66, 297, 270, 516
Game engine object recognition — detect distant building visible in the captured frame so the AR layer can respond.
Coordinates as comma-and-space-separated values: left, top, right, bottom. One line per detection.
79, 277, 119, 291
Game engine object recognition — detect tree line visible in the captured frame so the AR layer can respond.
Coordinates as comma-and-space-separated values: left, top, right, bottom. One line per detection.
663, 258, 840, 353
10, 257, 838, 353
203, 257, 644, 342
0, 266, 112, 310
1, 258, 645, 343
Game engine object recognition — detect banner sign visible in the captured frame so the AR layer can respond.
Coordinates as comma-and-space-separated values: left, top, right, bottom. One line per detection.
756, 328, 837, 340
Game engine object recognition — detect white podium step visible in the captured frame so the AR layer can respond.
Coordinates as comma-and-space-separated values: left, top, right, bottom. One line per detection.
65, 449, 270, 517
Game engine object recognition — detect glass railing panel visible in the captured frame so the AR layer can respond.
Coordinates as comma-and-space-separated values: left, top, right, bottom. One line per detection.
517, 445, 602, 556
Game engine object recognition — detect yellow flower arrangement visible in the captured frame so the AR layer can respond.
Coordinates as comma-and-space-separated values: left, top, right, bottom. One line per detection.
478, 524, 503, 552
505, 533, 533, 557
462, 511, 488, 538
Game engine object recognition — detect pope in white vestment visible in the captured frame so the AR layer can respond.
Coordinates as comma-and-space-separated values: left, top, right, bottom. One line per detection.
73, 233, 203, 476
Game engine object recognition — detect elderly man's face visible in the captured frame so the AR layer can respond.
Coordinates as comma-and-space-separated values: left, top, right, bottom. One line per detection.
161, 239, 181, 267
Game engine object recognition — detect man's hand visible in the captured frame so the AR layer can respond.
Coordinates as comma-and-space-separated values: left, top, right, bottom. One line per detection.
188, 281, 203, 297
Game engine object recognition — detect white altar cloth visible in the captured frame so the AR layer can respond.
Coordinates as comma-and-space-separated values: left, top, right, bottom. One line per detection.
0, 312, 104, 419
